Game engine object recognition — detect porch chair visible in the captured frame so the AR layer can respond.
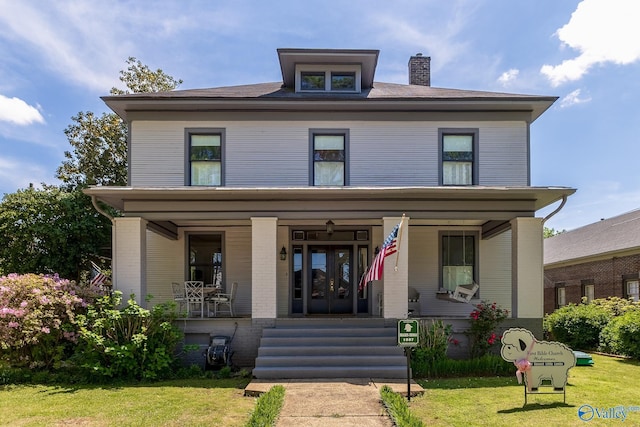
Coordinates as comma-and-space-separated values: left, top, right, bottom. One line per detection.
408, 286, 420, 316
452, 282, 479, 303
184, 281, 205, 318
208, 282, 237, 317
171, 282, 187, 314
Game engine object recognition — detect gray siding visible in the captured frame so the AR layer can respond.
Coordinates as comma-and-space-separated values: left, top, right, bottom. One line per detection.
407, 226, 513, 317
130, 120, 528, 187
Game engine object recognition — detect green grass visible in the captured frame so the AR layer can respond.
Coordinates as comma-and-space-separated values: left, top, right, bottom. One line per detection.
0, 378, 254, 427
246, 384, 285, 427
411, 354, 640, 426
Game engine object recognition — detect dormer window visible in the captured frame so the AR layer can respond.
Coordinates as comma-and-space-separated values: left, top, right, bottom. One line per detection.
295, 64, 361, 93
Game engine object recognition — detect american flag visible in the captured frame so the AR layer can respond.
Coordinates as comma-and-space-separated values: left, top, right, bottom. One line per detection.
359, 218, 404, 290
90, 261, 108, 286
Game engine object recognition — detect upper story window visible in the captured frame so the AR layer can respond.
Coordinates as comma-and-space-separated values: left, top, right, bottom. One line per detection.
187, 129, 224, 186
439, 129, 478, 186
296, 65, 361, 93
311, 130, 348, 186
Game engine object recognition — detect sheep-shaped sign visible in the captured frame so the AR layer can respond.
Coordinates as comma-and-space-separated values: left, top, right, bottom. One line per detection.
500, 328, 576, 391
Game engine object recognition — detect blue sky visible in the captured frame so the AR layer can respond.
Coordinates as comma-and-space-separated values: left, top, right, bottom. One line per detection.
0, 0, 639, 232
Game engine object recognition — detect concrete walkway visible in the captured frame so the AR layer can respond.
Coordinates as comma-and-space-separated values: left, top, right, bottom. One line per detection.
245, 378, 424, 427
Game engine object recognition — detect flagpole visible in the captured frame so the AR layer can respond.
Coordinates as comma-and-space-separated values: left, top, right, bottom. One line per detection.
394, 213, 406, 271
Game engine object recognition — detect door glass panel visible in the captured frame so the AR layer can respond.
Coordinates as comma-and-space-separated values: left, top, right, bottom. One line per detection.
311, 249, 327, 299
335, 249, 350, 299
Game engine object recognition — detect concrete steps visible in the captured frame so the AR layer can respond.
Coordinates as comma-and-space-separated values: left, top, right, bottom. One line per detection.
253, 320, 407, 379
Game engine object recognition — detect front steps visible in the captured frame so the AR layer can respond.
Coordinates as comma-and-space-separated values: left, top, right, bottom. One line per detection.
252, 319, 407, 379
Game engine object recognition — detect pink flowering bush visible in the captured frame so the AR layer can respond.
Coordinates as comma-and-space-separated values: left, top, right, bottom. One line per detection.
468, 301, 509, 358
0, 273, 102, 369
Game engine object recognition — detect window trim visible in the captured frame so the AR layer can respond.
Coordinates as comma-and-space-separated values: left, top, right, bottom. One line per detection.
185, 128, 225, 186
438, 230, 479, 292
309, 129, 349, 186
438, 128, 479, 186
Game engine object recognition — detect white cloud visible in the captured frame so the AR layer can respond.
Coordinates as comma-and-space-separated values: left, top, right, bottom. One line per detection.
0, 156, 50, 195
0, 94, 45, 125
541, 0, 640, 86
497, 69, 519, 86
559, 89, 591, 108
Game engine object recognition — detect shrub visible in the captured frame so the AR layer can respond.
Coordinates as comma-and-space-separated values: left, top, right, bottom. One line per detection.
0, 273, 101, 369
415, 354, 513, 378
74, 291, 183, 380
467, 301, 508, 358
600, 310, 640, 358
544, 302, 611, 350
411, 320, 452, 376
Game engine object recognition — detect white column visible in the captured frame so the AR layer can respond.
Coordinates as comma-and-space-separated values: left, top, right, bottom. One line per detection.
251, 217, 278, 319
511, 217, 544, 318
383, 216, 410, 319
113, 217, 147, 306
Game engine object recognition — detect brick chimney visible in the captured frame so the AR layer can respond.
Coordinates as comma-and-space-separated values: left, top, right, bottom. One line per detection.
408, 53, 431, 86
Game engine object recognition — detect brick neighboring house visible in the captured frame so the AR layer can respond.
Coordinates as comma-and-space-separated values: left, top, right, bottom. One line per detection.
544, 209, 640, 314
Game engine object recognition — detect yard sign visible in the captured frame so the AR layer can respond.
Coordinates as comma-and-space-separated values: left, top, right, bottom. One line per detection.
398, 319, 419, 347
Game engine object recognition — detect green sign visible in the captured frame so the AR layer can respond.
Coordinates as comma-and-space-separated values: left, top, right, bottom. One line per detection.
398, 319, 419, 347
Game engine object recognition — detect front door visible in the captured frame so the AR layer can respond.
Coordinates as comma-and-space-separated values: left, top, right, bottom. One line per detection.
308, 246, 353, 314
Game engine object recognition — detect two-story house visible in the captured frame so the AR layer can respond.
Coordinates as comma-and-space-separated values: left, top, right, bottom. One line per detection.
85, 48, 574, 375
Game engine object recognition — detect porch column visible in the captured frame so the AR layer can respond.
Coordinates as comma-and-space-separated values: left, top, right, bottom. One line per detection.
510, 217, 544, 319
112, 217, 147, 306
251, 217, 278, 319
383, 216, 410, 319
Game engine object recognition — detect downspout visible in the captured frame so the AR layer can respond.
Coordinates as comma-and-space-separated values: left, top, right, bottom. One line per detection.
542, 195, 568, 225
91, 195, 116, 291
90, 195, 114, 224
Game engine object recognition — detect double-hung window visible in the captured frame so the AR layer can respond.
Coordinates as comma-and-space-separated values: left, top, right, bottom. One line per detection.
441, 232, 476, 292
440, 129, 478, 185
582, 280, 595, 303
626, 279, 639, 301
311, 130, 348, 186
556, 284, 566, 308
187, 130, 224, 186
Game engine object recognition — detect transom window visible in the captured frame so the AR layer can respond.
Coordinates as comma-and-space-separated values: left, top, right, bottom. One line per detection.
188, 130, 224, 186
441, 233, 476, 292
311, 131, 348, 186
440, 129, 478, 185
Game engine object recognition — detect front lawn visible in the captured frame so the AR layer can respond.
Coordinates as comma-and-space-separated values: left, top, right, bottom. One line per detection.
412, 354, 640, 426
0, 378, 253, 427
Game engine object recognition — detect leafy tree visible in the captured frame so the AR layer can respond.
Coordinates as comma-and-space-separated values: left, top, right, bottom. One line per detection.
56, 57, 182, 190
544, 227, 565, 238
0, 186, 110, 281
110, 56, 183, 95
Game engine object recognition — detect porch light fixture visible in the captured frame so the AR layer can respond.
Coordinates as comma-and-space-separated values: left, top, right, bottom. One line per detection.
280, 246, 287, 260
326, 220, 335, 235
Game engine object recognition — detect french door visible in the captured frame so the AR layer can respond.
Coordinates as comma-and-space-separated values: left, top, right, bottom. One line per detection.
308, 246, 353, 314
